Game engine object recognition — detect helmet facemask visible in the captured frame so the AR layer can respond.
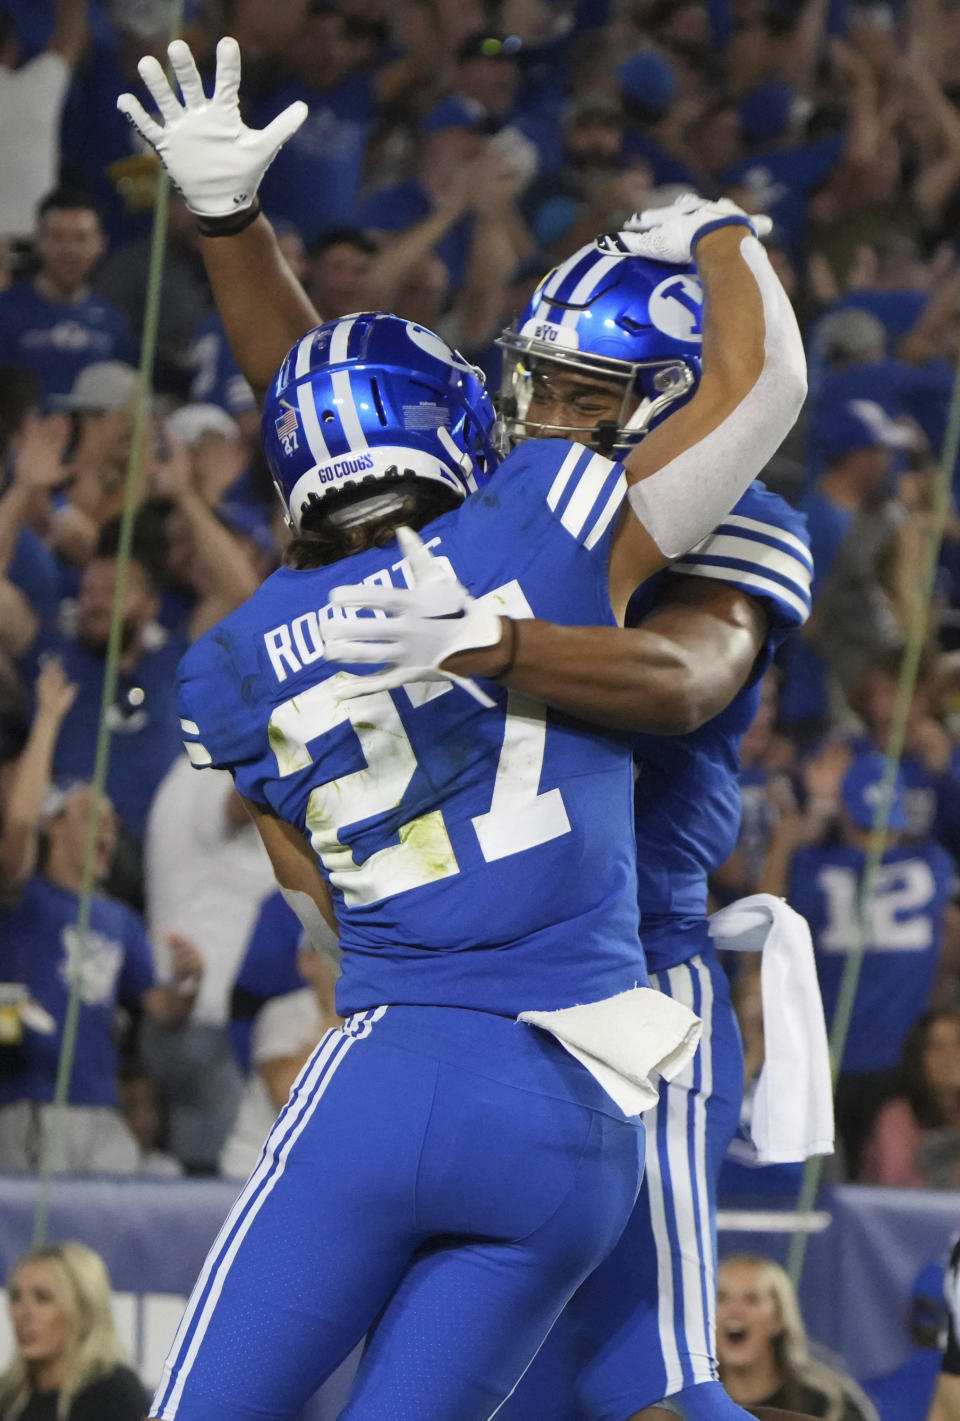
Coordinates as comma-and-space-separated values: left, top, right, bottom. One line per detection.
497, 335, 697, 456
497, 237, 704, 456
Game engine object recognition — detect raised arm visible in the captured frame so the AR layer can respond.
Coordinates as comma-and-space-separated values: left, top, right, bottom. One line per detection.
605, 201, 807, 616
200, 216, 319, 403
0, 658, 77, 899
47, 0, 88, 68
118, 37, 319, 403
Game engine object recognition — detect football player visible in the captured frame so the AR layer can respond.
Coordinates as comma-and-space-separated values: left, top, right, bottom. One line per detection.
336, 238, 814, 1421
119, 38, 805, 1421
486, 244, 813, 1421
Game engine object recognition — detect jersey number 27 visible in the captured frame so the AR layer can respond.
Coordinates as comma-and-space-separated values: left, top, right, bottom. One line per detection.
268, 581, 572, 906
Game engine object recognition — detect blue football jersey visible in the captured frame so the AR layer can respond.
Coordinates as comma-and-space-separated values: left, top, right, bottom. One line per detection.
178, 439, 649, 1017
789, 840, 956, 1073
626, 482, 812, 973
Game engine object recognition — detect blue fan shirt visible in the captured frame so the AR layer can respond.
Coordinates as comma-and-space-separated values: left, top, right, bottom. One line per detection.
0, 877, 155, 1107
0, 281, 131, 406
789, 840, 956, 1073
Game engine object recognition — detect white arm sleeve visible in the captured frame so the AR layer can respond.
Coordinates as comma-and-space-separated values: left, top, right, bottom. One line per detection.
627, 236, 807, 559
278, 886, 342, 966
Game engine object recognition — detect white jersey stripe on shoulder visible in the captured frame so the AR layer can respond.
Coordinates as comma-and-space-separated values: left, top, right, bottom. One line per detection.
156, 1020, 373, 1417
183, 739, 212, 767
681, 534, 812, 598
583, 474, 627, 550
561, 453, 619, 539
560, 255, 621, 330
546, 444, 586, 511
671, 561, 810, 622
719, 512, 812, 568
330, 369, 368, 451
179, 718, 199, 735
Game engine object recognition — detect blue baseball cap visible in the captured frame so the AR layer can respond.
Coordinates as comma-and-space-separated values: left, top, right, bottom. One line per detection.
739, 81, 793, 146
617, 50, 676, 113
422, 96, 489, 135
813, 398, 915, 465
841, 752, 909, 831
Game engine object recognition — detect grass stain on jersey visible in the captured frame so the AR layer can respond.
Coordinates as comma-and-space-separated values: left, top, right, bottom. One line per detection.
399, 811, 460, 881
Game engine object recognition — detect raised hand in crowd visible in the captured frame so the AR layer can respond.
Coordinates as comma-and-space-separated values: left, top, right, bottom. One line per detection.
0, 655, 78, 898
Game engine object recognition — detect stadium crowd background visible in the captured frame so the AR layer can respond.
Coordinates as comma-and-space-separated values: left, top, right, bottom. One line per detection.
5, 0, 960, 1413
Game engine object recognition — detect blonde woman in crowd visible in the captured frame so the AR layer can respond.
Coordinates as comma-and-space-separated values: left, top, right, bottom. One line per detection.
717, 1255, 879, 1421
0, 1241, 147, 1420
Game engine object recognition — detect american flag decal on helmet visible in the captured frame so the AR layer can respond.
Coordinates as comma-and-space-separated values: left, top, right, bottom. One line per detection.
274, 405, 300, 455
274, 408, 299, 438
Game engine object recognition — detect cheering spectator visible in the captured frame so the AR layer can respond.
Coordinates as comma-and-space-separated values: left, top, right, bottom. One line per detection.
0, 1241, 148, 1420
94, 195, 212, 397
117, 1063, 183, 1177
760, 748, 957, 1176
847, 651, 960, 860
28, 511, 187, 854
0, 0, 88, 242
249, 0, 440, 241
360, 101, 535, 296
780, 400, 912, 734
0, 189, 131, 406
0, 655, 202, 1172
142, 757, 277, 1173
303, 227, 375, 324
861, 1010, 960, 1188
0, 368, 68, 652
717, 1254, 880, 1419
47, 361, 146, 579
712, 667, 797, 905
145, 427, 265, 645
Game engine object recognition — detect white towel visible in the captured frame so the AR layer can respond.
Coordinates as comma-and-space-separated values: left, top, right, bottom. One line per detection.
709, 893, 834, 1163
519, 986, 702, 1116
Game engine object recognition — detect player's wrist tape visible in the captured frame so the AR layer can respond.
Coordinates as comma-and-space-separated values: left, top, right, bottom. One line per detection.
442, 616, 516, 680
690, 215, 755, 249
490, 616, 518, 679
196, 197, 262, 237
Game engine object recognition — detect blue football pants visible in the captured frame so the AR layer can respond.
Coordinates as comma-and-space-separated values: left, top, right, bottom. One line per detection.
150, 1004, 644, 1421
500, 952, 748, 1421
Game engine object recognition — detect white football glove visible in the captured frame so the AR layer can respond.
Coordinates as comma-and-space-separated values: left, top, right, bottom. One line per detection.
324, 528, 504, 708
604, 192, 772, 265
116, 36, 307, 219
